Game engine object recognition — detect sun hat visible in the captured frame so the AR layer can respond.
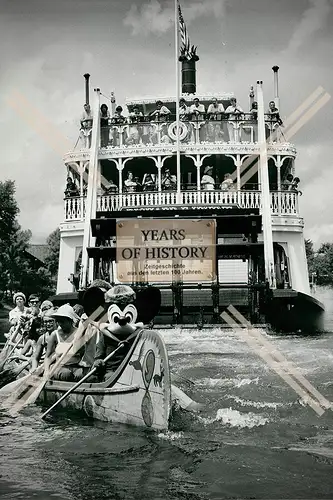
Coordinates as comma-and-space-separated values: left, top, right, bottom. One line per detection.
13, 292, 26, 304
204, 166, 213, 174
41, 300, 53, 311
43, 308, 57, 319
51, 304, 79, 323
105, 285, 136, 306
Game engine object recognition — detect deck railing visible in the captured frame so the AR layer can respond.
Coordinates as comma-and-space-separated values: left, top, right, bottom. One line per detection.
64, 190, 299, 221
79, 116, 283, 149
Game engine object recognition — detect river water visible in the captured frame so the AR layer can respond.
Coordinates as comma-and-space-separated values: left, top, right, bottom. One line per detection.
1, 286, 333, 499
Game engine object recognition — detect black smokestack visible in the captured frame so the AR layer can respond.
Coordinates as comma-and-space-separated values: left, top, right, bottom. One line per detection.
84, 73, 90, 105
179, 51, 199, 95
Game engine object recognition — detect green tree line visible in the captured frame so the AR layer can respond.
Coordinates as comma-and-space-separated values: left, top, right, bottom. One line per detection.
0, 180, 60, 303
305, 239, 333, 285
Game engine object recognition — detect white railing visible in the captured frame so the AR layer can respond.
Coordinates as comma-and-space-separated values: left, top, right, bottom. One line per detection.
64, 191, 299, 221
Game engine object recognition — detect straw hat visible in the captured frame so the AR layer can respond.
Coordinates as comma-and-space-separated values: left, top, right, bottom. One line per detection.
41, 300, 53, 311
43, 308, 57, 319
51, 304, 79, 322
204, 166, 213, 174
13, 292, 26, 304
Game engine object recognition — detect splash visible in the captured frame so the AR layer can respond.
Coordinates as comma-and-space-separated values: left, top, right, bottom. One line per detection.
195, 377, 260, 389
199, 407, 269, 428
158, 430, 184, 441
225, 395, 292, 409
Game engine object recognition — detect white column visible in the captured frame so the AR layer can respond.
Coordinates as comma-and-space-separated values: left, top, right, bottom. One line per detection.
257, 80, 276, 289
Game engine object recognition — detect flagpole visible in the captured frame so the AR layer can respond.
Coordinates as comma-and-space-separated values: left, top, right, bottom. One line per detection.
175, 0, 181, 204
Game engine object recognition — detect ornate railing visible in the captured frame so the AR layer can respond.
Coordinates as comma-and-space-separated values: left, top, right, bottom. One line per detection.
64, 190, 299, 221
78, 115, 283, 149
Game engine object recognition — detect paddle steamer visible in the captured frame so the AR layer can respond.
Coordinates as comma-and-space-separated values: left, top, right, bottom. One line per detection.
55, 50, 324, 333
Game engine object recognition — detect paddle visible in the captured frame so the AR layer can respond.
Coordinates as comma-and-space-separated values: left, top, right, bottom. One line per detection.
0, 332, 23, 372
40, 341, 127, 419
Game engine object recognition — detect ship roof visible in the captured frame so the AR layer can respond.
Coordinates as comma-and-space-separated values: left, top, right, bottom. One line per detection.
125, 92, 235, 106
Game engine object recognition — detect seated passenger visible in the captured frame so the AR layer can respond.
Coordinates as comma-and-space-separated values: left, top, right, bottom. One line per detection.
161, 168, 177, 191
282, 174, 294, 190
8, 292, 29, 331
124, 171, 138, 193
142, 173, 156, 192
111, 106, 126, 125
40, 300, 53, 318
150, 101, 171, 121
104, 179, 118, 194
44, 304, 84, 381
30, 309, 57, 373
201, 166, 215, 191
220, 173, 234, 191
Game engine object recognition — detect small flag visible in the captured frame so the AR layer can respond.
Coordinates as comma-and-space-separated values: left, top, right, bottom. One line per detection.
178, 1, 197, 60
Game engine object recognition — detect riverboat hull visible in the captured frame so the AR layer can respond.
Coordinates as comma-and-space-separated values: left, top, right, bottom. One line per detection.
38, 329, 172, 430
267, 289, 325, 334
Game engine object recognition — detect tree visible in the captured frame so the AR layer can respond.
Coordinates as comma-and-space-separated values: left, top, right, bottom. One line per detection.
304, 239, 315, 274
0, 180, 19, 250
44, 228, 60, 277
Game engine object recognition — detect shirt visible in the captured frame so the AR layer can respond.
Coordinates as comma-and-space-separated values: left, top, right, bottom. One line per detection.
201, 174, 215, 191
207, 103, 224, 119
225, 105, 243, 119
190, 104, 205, 119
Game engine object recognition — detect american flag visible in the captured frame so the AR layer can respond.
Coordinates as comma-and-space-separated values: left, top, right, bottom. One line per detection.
178, 1, 196, 60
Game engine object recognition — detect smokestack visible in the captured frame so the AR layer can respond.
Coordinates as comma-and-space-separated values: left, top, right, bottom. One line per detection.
84, 73, 90, 105
272, 66, 280, 109
179, 51, 199, 95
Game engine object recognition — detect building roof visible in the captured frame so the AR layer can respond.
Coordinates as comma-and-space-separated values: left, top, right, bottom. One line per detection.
26, 244, 49, 264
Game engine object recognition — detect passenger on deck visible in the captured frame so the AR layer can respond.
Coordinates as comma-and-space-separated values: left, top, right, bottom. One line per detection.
282, 174, 294, 190
64, 177, 79, 198
44, 305, 83, 381
207, 98, 224, 120
267, 101, 283, 125
161, 168, 177, 191
150, 101, 171, 121
142, 173, 156, 192
190, 98, 205, 121
111, 106, 126, 125
127, 106, 144, 144
220, 173, 234, 191
290, 176, 302, 195
201, 166, 215, 191
100, 104, 110, 147
179, 98, 190, 121
124, 171, 138, 193
80, 104, 93, 148
249, 101, 258, 120
225, 98, 243, 142
104, 179, 118, 194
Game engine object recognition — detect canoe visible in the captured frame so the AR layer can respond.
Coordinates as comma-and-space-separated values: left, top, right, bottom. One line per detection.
38, 329, 172, 430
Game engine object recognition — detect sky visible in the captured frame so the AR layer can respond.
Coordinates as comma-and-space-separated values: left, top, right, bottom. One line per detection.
0, 0, 332, 247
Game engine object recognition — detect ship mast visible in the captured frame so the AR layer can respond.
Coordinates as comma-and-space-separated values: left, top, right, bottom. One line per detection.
257, 80, 276, 289
175, 0, 181, 203
80, 87, 101, 289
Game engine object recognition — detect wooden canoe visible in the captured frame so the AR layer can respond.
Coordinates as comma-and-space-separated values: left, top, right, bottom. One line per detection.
38, 329, 172, 430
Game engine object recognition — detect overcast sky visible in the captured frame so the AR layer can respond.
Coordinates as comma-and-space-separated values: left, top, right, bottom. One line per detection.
0, 0, 332, 247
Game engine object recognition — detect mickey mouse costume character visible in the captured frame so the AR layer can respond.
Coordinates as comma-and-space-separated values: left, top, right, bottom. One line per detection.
81, 283, 202, 411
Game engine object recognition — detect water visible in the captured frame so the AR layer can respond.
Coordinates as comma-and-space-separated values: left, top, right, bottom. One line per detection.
1, 286, 333, 499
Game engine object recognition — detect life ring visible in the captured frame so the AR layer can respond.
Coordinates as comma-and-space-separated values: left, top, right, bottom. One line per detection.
168, 121, 188, 141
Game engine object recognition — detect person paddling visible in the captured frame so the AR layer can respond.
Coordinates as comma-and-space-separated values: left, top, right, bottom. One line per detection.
44, 305, 82, 381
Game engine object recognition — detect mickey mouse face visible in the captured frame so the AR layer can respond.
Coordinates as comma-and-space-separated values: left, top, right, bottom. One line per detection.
107, 304, 138, 327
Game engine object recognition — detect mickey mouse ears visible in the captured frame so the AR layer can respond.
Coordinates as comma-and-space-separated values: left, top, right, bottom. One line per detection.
81, 285, 161, 324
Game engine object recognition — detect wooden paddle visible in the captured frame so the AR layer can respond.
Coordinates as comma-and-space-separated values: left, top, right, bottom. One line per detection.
40, 342, 127, 419
0, 331, 23, 372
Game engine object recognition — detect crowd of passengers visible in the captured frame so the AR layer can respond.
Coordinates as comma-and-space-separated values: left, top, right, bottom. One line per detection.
79, 98, 283, 147
65, 168, 301, 197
